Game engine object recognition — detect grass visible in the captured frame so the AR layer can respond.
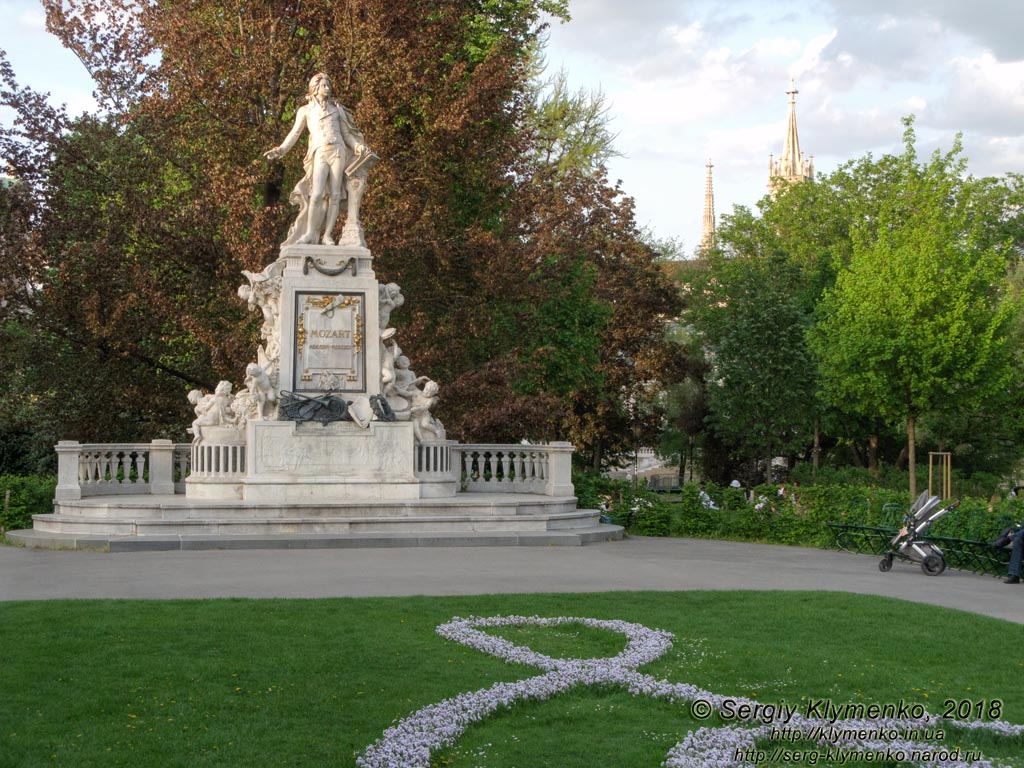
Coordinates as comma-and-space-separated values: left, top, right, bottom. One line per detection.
0, 591, 1021, 768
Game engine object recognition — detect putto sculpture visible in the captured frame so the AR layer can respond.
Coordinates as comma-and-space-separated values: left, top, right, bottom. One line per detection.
264, 72, 378, 248
187, 381, 237, 443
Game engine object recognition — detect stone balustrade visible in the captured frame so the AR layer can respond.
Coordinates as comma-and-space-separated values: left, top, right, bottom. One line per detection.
189, 427, 246, 481
56, 439, 573, 499
454, 442, 574, 497
173, 445, 191, 493
415, 440, 455, 482
55, 440, 188, 500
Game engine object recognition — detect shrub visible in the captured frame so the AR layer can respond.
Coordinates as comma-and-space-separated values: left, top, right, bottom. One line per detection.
631, 497, 671, 537
0, 474, 56, 532
608, 484, 672, 535
672, 483, 721, 537
580, 469, 1020, 551
572, 470, 618, 511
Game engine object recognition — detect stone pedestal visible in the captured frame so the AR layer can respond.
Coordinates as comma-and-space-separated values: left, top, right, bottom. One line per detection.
185, 426, 247, 500
276, 244, 381, 397
55, 441, 83, 501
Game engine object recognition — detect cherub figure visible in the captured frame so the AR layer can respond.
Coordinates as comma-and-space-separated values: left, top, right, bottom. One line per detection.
409, 379, 445, 442
244, 363, 276, 421
383, 351, 429, 415
378, 283, 404, 331
187, 381, 236, 443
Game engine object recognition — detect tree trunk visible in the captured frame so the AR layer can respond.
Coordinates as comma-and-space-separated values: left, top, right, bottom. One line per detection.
849, 443, 866, 468
868, 433, 879, 477
812, 421, 821, 478
907, 415, 917, 497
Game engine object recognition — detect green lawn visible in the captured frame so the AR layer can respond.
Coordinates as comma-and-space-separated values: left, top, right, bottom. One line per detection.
1, 592, 1021, 767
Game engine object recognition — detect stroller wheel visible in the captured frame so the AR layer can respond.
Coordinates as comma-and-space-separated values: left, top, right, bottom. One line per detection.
921, 554, 946, 576
879, 555, 893, 572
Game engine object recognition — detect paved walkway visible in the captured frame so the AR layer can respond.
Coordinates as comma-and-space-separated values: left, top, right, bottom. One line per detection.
1, 537, 1021, 624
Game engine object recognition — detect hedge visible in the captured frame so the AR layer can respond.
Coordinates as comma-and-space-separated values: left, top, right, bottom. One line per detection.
0, 474, 57, 533
576, 472, 1019, 551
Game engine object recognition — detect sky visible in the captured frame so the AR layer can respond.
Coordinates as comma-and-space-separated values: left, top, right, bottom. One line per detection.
4, 0, 1024, 254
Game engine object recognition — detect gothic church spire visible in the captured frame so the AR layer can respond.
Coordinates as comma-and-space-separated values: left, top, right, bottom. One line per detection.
769, 79, 814, 193
701, 159, 715, 252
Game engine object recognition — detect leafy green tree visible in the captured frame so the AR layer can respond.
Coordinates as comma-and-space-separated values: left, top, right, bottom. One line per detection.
713, 125, 1024, 484
503, 165, 684, 467
657, 325, 709, 484
810, 121, 1022, 496
690, 253, 817, 483
525, 64, 620, 176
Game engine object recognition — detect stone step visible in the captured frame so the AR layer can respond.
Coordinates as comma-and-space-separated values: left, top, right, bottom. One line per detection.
7, 525, 624, 552
53, 495, 578, 519
31, 508, 603, 537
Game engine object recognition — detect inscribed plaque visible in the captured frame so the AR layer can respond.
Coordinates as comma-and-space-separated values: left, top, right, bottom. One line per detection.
293, 291, 365, 392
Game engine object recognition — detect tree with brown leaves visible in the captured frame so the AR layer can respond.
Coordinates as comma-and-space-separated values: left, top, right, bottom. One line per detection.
0, 0, 681, 472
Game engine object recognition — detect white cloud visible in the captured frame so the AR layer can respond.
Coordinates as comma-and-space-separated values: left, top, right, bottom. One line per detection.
932, 53, 1024, 135
825, 0, 1024, 61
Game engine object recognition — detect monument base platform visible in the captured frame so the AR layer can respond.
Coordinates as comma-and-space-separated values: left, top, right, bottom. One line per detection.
11, 493, 622, 551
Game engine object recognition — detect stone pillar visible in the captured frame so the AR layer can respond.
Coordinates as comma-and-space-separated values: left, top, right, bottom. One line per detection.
55, 441, 82, 501
148, 439, 176, 495
545, 441, 575, 497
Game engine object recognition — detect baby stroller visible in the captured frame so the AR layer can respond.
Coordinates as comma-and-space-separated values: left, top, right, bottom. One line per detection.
878, 491, 960, 576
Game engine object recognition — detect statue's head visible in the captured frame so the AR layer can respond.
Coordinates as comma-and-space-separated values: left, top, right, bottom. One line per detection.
308, 72, 332, 99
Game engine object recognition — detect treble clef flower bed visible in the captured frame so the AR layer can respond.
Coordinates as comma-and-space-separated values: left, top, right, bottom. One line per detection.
357, 615, 1024, 768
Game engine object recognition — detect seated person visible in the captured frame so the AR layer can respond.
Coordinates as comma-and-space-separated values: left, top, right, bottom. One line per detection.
1004, 525, 1024, 584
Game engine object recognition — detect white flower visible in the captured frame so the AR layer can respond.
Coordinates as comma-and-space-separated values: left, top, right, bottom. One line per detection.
357, 616, 1022, 768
